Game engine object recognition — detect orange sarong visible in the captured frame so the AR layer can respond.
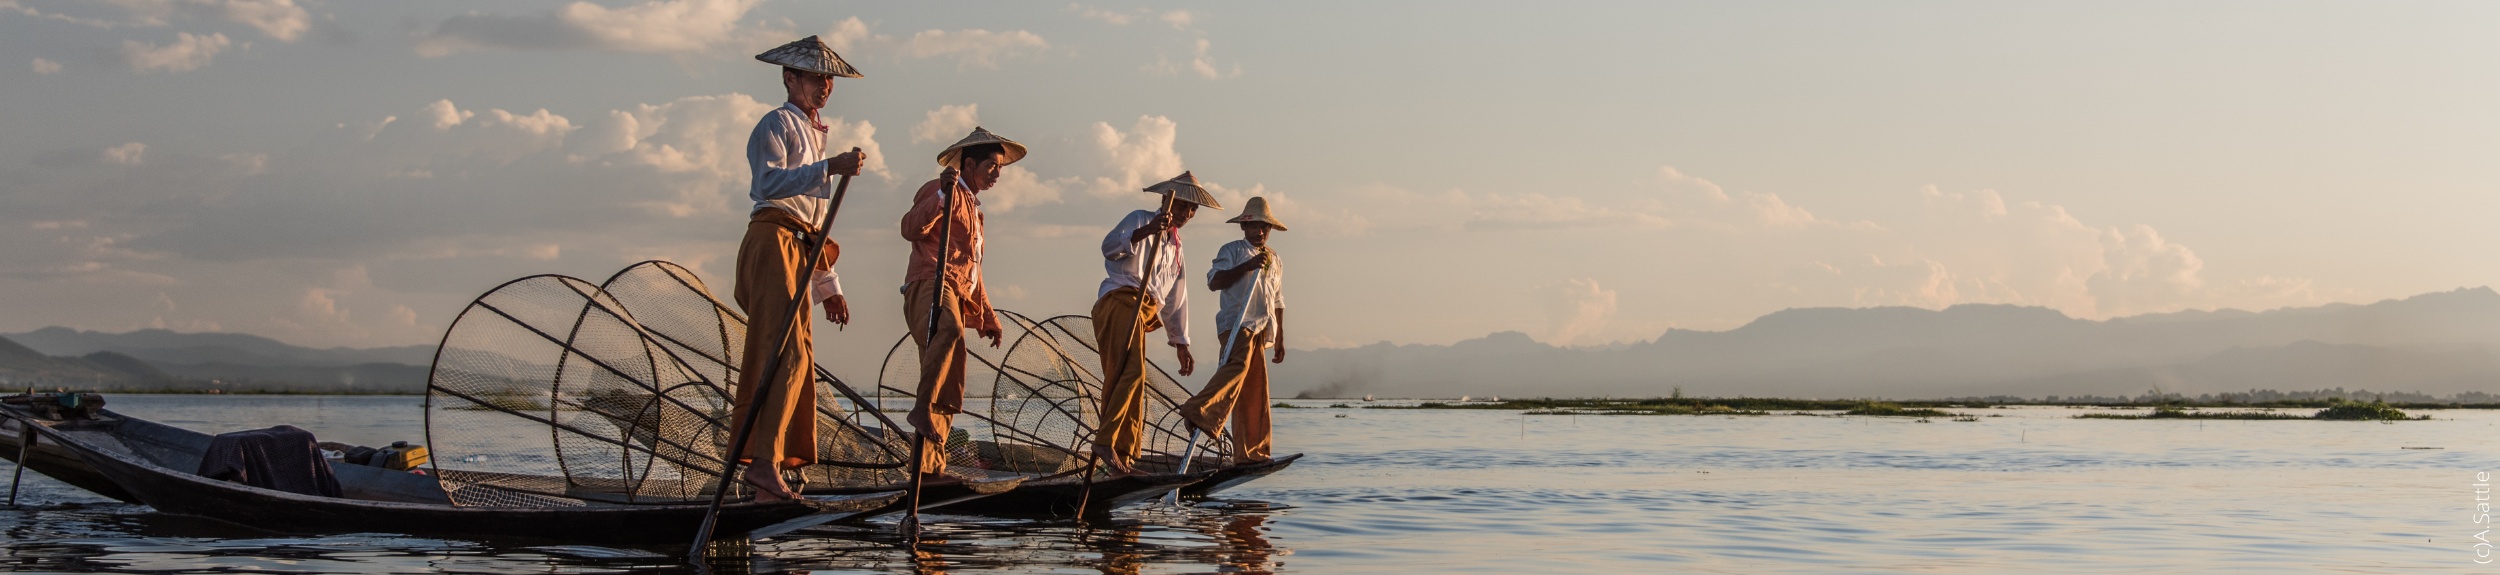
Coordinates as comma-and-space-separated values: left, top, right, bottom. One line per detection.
730, 208, 836, 468
1090, 286, 1164, 465
903, 278, 967, 475
1177, 327, 1273, 462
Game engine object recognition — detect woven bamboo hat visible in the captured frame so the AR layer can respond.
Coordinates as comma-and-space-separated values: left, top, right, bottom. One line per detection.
936, 127, 1027, 168
1225, 196, 1287, 230
755, 35, 862, 78
1143, 171, 1223, 210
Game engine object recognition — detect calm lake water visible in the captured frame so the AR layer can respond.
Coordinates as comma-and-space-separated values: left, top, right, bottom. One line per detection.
3, 395, 2496, 573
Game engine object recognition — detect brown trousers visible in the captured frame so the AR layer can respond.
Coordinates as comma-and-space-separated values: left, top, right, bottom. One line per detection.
1178, 328, 1273, 462
1089, 286, 1164, 464
903, 278, 966, 475
730, 211, 824, 468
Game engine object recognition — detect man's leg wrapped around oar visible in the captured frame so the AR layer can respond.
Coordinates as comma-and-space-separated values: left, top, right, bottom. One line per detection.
903, 278, 970, 480
1179, 327, 1273, 464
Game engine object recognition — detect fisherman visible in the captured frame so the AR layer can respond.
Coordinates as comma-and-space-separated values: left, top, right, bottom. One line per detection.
730, 35, 867, 502
899, 127, 1022, 484
1091, 172, 1221, 474
1177, 196, 1287, 464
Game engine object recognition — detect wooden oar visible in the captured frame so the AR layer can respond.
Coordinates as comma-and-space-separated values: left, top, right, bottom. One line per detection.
905, 171, 967, 538
686, 147, 859, 564
1076, 191, 1180, 518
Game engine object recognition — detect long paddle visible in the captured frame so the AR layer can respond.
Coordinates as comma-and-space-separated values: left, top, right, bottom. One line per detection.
686, 147, 859, 564
904, 170, 966, 538
1076, 191, 1180, 518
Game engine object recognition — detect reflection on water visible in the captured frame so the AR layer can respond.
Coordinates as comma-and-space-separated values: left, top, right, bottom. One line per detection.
4, 395, 2497, 573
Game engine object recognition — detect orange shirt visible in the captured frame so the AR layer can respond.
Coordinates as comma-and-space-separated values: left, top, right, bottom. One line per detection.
899, 177, 997, 330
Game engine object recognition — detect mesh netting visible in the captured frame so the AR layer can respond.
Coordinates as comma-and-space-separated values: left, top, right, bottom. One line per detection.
425, 274, 734, 506
595, 261, 911, 489
425, 262, 916, 507
871, 309, 1228, 477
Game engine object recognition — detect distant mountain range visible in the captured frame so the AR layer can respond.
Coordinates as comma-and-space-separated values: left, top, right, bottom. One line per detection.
0, 327, 433, 393
1270, 287, 2500, 400
11, 287, 2500, 399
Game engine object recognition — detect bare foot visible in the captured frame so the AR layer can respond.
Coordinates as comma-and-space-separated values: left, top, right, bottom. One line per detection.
741, 463, 797, 502
1093, 447, 1139, 476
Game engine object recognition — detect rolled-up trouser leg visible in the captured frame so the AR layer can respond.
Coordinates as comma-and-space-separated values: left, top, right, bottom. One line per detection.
903, 278, 966, 475
1089, 287, 1160, 466
1178, 328, 1263, 436
731, 218, 819, 468
1231, 337, 1272, 462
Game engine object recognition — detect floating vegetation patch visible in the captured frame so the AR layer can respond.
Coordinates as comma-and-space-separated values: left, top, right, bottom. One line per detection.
2070, 405, 2380, 422
1842, 402, 1959, 418
2314, 400, 2420, 421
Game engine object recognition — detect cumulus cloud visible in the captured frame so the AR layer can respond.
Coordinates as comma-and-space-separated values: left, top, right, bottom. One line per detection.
30, 57, 62, 74
122, 31, 230, 73
1540, 278, 1620, 346
1087, 115, 1185, 196
102, 142, 147, 166
902, 29, 1048, 70
1150, 38, 1240, 79
4, 0, 310, 40
414, 0, 757, 57
911, 104, 980, 144
205, 0, 308, 42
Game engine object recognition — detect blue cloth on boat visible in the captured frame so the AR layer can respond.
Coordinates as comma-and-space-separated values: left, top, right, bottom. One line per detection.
197, 425, 343, 498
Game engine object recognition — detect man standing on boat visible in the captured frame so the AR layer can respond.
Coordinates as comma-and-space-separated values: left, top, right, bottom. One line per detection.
900, 128, 1022, 483
731, 35, 867, 501
1091, 172, 1219, 474
1178, 196, 1287, 464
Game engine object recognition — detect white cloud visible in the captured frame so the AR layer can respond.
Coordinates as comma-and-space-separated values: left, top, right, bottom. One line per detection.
912, 104, 981, 145
1539, 278, 1620, 346
1087, 115, 1185, 196
3, 1, 309, 41
983, 166, 1072, 214
415, 0, 758, 57
102, 142, 147, 166
207, 0, 307, 42
1160, 10, 1195, 29
422, 99, 473, 129
1150, 38, 1240, 79
902, 28, 1049, 70
1070, 4, 1142, 25
808, 17, 1048, 71
122, 31, 230, 73
30, 57, 62, 74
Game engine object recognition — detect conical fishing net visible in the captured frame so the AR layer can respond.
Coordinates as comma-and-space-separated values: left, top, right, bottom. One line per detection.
595, 261, 910, 489
424, 274, 737, 507
423, 262, 913, 508
872, 310, 1228, 477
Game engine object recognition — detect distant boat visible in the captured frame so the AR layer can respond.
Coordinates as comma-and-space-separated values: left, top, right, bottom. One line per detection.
1362, 395, 1375, 402
1489, 396, 1500, 402
1459, 395, 1471, 402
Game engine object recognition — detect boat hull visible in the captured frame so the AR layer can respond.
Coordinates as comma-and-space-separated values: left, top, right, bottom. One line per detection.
13, 410, 901, 545
1180, 453, 1301, 499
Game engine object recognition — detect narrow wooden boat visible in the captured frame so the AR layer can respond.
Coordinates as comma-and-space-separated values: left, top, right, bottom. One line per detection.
2, 404, 900, 545
926, 466, 1213, 518
1170, 453, 1302, 499
0, 416, 134, 502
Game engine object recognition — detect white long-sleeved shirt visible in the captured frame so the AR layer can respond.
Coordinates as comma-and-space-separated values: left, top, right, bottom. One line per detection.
1097, 209, 1190, 346
1207, 239, 1283, 351
746, 101, 843, 301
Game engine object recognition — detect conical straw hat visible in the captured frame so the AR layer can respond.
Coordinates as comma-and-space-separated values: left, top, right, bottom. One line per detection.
1143, 171, 1223, 210
935, 126, 1028, 168
755, 35, 862, 78
1224, 196, 1287, 230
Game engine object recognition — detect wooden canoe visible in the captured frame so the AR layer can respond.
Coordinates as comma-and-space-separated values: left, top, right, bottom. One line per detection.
4, 405, 899, 544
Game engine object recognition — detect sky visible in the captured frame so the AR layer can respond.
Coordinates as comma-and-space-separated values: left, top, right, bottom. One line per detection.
2, 0, 2496, 383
